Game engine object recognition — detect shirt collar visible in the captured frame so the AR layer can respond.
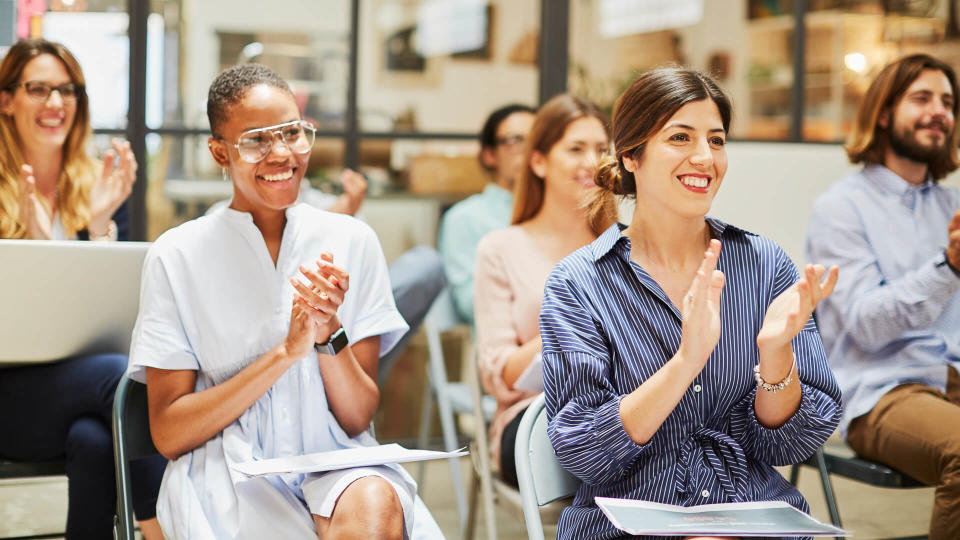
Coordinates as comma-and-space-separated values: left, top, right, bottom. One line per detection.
590, 217, 733, 263
482, 182, 514, 204
862, 163, 934, 197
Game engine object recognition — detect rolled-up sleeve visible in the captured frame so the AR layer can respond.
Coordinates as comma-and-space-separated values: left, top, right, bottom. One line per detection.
729, 247, 842, 465
128, 247, 199, 383
540, 264, 648, 486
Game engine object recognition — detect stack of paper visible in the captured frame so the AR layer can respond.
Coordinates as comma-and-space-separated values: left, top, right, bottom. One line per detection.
595, 497, 849, 537
231, 444, 468, 478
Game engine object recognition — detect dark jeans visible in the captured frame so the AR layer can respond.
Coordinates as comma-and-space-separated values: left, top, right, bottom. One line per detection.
499, 406, 527, 488
0, 354, 166, 539
379, 245, 447, 387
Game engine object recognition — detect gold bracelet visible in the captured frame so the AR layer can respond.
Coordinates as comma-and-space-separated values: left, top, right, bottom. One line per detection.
754, 361, 795, 392
91, 220, 118, 242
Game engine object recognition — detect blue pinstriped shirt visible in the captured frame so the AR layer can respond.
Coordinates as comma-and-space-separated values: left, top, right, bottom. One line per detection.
540, 219, 842, 540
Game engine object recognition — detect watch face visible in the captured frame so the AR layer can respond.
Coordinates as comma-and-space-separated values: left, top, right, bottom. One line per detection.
328, 328, 349, 355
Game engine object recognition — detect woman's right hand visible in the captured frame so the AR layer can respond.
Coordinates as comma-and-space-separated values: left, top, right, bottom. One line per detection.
16, 164, 52, 240
677, 239, 725, 370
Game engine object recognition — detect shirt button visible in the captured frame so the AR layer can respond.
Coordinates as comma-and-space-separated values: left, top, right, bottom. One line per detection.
693, 384, 702, 393
701, 489, 710, 498
275, 307, 282, 314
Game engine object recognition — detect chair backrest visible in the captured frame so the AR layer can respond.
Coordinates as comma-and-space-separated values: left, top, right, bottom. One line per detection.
113, 376, 159, 540
515, 393, 580, 539
424, 286, 466, 334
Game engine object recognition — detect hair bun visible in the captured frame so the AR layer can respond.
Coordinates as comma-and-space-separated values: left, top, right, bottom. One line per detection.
594, 155, 621, 192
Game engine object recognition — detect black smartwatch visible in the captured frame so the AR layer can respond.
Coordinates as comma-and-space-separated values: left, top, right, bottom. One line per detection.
315, 327, 349, 356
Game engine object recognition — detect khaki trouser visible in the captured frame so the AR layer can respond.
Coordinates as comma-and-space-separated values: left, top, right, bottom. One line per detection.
847, 366, 960, 540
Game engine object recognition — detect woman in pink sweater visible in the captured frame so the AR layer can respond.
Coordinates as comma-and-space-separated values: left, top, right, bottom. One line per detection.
473, 94, 618, 485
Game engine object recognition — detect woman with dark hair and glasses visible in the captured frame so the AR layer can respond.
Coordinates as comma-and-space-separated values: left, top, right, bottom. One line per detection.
539, 68, 843, 539
128, 63, 422, 539
0, 39, 164, 539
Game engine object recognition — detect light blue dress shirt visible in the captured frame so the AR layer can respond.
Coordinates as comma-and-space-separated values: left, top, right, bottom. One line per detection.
806, 164, 960, 435
438, 183, 513, 324
541, 220, 842, 540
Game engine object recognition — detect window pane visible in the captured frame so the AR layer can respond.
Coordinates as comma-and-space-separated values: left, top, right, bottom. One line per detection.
146, 133, 345, 240
357, 0, 539, 133
152, 0, 350, 130
803, 0, 957, 141
37, 2, 129, 129
357, 137, 481, 195
569, 0, 796, 140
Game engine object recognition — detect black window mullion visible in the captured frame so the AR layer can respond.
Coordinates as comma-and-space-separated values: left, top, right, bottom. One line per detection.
538, 0, 569, 104
790, 0, 807, 142
127, 0, 149, 240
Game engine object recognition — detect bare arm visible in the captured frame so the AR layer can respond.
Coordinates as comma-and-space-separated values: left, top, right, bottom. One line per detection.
620, 240, 725, 445
754, 264, 838, 428
501, 335, 542, 390
146, 344, 299, 460
317, 335, 381, 437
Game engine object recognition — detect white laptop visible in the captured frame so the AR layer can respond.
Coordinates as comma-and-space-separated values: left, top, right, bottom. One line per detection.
0, 239, 149, 364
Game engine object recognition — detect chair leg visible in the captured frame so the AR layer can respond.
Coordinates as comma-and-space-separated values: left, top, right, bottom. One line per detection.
814, 449, 843, 529
416, 374, 435, 490
465, 464, 480, 540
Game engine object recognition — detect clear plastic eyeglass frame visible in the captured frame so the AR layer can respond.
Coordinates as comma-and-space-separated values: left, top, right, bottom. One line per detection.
232, 119, 316, 164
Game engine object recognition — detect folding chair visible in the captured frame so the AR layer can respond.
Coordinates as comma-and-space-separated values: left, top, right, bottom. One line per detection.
514, 393, 579, 540
112, 375, 157, 540
416, 286, 495, 533
464, 360, 559, 540
789, 444, 928, 540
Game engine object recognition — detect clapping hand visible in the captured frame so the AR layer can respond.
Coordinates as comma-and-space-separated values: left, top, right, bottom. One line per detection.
88, 138, 136, 236
329, 168, 367, 216
285, 253, 351, 358
756, 264, 839, 352
16, 164, 52, 240
678, 239, 726, 369
947, 210, 960, 272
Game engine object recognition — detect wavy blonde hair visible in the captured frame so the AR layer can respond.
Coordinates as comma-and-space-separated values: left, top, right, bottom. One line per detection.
512, 94, 617, 235
0, 39, 96, 238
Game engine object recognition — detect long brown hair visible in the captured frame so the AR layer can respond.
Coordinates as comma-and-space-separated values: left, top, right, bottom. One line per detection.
592, 67, 731, 212
845, 54, 959, 181
512, 94, 617, 235
0, 39, 95, 238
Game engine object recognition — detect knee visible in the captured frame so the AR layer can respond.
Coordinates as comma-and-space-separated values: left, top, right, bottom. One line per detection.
334, 476, 404, 539
65, 416, 113, 467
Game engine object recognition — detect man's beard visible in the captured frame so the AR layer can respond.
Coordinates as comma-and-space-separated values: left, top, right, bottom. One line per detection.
889, 121, 949, 164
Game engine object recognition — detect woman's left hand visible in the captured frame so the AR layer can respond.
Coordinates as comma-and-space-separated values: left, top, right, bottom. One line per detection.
756, 264, 839, 352
88, 138, 137, 236
289, 252, 350, 347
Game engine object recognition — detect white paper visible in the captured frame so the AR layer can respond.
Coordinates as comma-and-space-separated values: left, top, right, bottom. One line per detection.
513, 352, 544, 393
596, 497, 849, 537
231, 444, 468, 478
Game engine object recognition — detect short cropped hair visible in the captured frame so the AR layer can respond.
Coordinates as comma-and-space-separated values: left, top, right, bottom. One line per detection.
206, 64, 293, 138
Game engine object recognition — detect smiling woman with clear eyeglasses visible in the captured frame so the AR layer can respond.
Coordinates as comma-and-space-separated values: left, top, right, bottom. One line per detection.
129, 63, 427, 539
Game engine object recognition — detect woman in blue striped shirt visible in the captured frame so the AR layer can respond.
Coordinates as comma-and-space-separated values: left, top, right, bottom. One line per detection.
539, 68, 843, 539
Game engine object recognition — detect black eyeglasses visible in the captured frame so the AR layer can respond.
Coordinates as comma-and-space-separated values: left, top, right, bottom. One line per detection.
495, 134, 526, 148
13, 81, 84, 103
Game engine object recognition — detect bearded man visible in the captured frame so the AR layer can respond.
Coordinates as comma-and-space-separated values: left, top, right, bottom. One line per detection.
806, 54, 960, 539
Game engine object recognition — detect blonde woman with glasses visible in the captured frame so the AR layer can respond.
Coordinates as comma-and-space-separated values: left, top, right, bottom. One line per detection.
0, 38, 163, 539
